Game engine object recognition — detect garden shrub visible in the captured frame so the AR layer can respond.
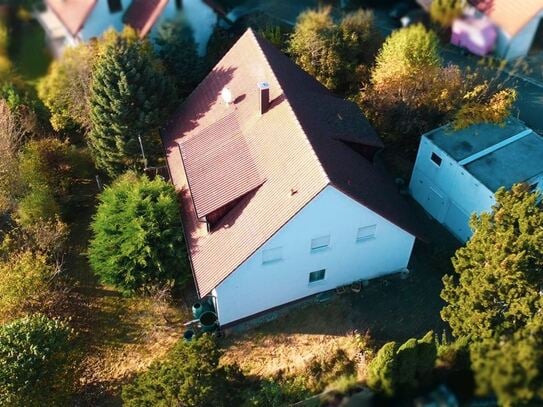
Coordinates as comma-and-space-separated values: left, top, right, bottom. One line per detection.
0, 314, 73, 405
16, 186, 60, 227
122, 334, 244, 407
88, 172, 189, 294
0, 251, 57, 323
367, 332, 437, 397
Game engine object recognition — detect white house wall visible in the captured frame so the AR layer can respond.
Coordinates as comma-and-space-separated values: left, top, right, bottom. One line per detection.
409, 136, 495, 241
496, 12, 543, 60
212, 185, 415, 325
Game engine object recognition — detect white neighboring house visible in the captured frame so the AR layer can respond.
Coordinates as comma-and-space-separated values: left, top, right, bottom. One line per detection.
475, 0, 543, 60
417, 0, 543, 60
35, 0, 182, 56
162, 29, 422, 327
410, 118, 543, 242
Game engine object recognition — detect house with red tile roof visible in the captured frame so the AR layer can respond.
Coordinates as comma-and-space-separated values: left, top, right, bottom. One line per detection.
163, 29, 423, 327
35, 0, 180, 56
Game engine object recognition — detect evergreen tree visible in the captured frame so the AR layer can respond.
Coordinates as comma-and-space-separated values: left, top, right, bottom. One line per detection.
88, 172, 189, 294
441, 184, 543, 405
155, 21, 204, 100
122, 335, 243, 407
89, 29, 171, 177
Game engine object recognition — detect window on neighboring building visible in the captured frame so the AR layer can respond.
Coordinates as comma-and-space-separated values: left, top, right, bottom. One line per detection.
356, 225, 377, 242
430, 152, 442, 167
309, 269, 326, 283
262, 247, 282, 264
310, 235, 330, 252
108, 0, 123, 13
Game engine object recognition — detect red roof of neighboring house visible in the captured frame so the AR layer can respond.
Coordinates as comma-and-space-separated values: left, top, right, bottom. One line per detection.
471, 0, 543, 36
163, 29, 422, 298
46, 0, 97, 36
123, 0, 169, 37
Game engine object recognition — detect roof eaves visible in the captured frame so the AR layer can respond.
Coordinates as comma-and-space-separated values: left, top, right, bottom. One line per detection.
199, 183, 329, 297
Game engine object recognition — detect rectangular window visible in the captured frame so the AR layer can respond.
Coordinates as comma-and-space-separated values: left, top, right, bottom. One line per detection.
262, 247, 282, 264
309, 269, 325, 283
108, 0, 123, 13
310, 235, 330, 252
430, 152, 442, 167
356, 225, 376, 242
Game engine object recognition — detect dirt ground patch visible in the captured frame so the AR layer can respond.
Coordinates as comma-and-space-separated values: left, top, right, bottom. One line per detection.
222, 205, 459, 383
61, 180, 195, 406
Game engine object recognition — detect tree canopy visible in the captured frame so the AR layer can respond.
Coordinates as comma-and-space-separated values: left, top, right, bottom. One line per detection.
155, 21, 204, 100
0, 314, 73, 405
288, 7, 381, 93
88, 172, 189, 294
371, 24, 441, 86
441, 184, 543, 405
122, 335, 243, 407
88, 29, 171, 177
38, 42, 96, 133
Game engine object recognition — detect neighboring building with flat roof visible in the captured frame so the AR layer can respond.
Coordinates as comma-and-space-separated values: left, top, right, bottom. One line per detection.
410, 117, 543, 241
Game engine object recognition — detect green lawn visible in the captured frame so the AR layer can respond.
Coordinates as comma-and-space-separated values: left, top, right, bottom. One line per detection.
9, 19, 51, 85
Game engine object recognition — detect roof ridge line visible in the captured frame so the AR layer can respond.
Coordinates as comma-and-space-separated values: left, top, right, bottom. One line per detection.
247, 29, 330, 185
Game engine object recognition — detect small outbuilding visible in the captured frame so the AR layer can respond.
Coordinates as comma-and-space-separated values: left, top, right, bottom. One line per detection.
409, 118, 543, 242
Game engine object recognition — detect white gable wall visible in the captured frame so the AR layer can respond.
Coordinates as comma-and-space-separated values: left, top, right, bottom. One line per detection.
495, 11, 543, 60
212, 185, 415, 326
409, 135, 495, 241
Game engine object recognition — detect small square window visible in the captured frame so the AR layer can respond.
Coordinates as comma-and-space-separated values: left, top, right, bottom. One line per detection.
310, 235, 330, 252
262, 247, 282, 264
309, 269, 325, 283
430, 152, 442, 166
356, 225, 376, 242
108, 0, 123, 13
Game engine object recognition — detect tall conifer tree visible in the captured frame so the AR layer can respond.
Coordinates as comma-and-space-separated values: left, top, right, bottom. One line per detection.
441, 184, 543, 405
89, 29, 171, 177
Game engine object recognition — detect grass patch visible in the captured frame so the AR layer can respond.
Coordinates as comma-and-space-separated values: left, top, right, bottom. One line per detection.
9, 19, 51, 85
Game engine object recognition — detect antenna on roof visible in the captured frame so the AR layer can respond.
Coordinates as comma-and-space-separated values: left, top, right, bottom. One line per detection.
221, 87, 233, 105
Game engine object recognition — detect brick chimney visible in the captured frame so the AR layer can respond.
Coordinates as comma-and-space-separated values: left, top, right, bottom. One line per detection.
258, 82, 270, 115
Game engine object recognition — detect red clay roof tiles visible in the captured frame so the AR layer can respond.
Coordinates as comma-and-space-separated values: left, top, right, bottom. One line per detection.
162, 29, 421, 298
46, 0, 97, 36
123, 0, 169, 37
179, 110, 265, 218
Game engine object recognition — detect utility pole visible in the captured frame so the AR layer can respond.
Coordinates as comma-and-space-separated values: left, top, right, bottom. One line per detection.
138, 135, 148, 169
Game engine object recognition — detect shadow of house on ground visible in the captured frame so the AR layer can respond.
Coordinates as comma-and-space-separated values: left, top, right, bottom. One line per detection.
233, 199, 461, 345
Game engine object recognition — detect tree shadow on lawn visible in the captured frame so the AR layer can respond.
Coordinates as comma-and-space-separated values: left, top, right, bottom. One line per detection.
255, 205, 461, 345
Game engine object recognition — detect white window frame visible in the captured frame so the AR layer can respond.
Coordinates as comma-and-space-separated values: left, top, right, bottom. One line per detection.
262, 247, 282, 264
356, 225, 377, 242
310, 234, 330, 252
